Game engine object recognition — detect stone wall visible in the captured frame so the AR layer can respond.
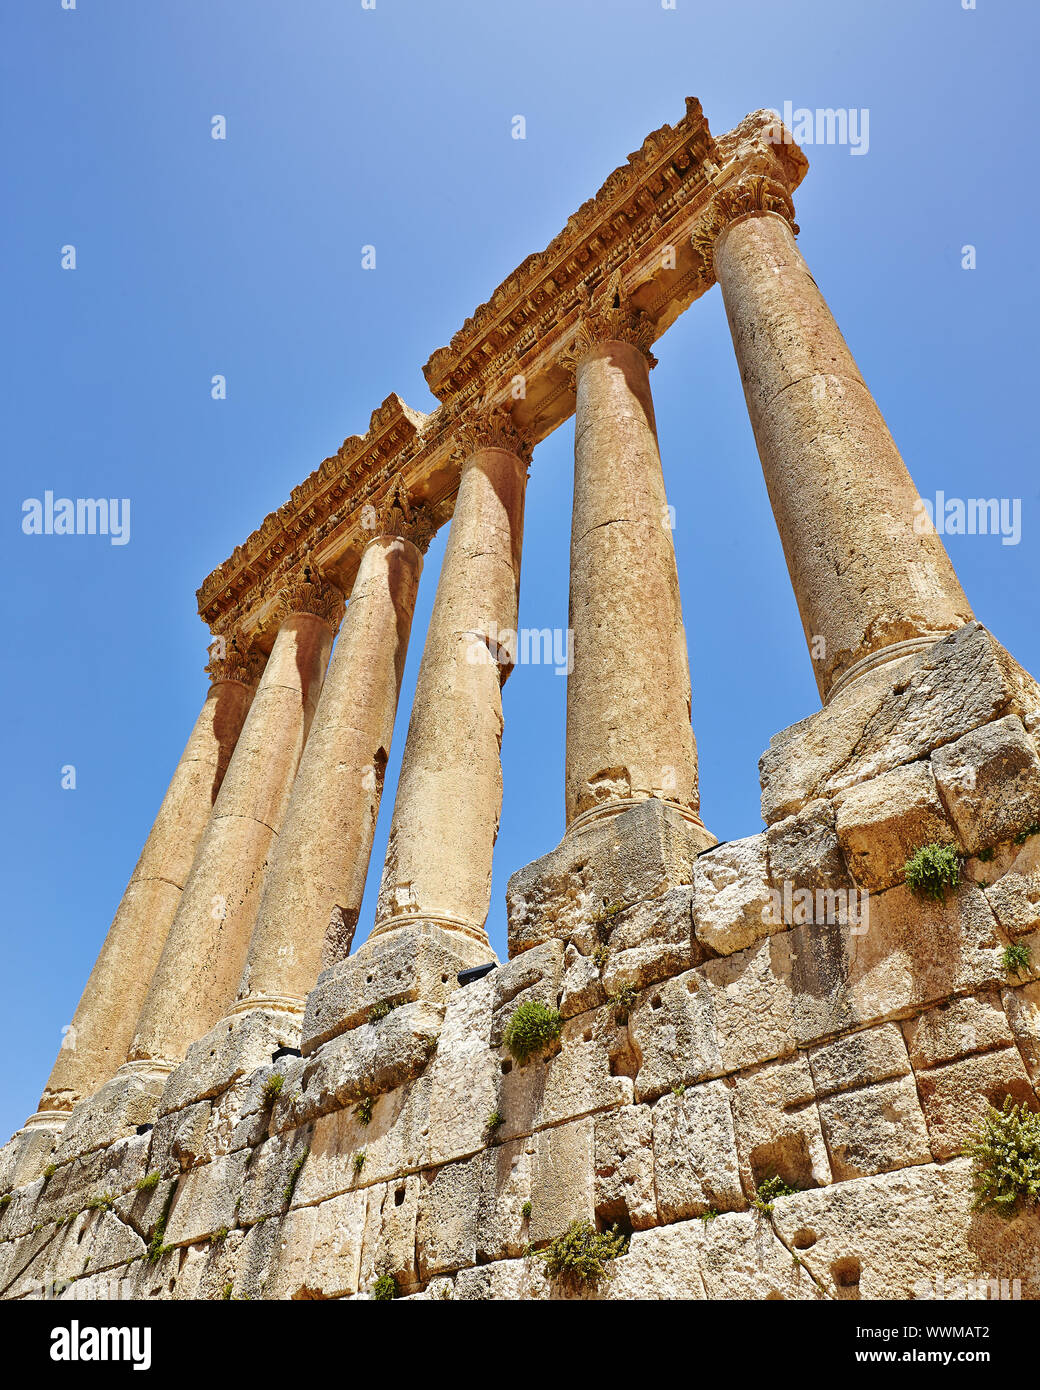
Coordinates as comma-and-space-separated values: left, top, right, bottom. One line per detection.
4, 621, 1040, 1301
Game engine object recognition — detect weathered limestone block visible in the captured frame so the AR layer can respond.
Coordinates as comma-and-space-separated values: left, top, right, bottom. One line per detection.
599, 886, 699, 992
288, 1002, 442, 1127
164, 1148, 251, 1246
765, 798, 851, 891
506, 798, 712, 955
0, 1175, 45, 1244
652, 1081, 743, 1220
113, 1173, 175, 1249
835, 761, 956, 892
204, 1067, 282, 1157
158, 1009, 299, 1117
817, 1075, 932, 1180
404, 1276, 456, 1301
0, 1127, 61, 1195
476, 1137, 536, 1263
490, 940, 564, 1046
4, 1208, 144, 1299
693, 1210, 824, 1301
1003, 982, 1040, 1080
808, 1022, 913, 1097
629, 971, 725, 1102
914, 1048, 1037, 1160
840, 882, 1004, 1028
692, 835, 776, 956
731, 1057, 831, 1194
149, 1101, 212, 1175
298, 1076, 430, 1204
932, 715, 1040, 851
302, 921, 488, 1053
527, 1117, 595, 1246
593, 1105, 656, 1231
453, 1257, 549, 1300
164, 1230, 244, 1301
771, 1159, 1040, 1299
232, 1213, 283, 1300
53, 1073, 165, 1165
560, 944, 606, 1018
264, 1190, 365, 1299
359, 1175, 420, 1293
24, 1133, 149, 1236
238, 1128, 313, 1226
598, 1222, 706, 1300
902, 991, 1013, 1070
427, 970, 499, 1164
985, 838, 1040, 938
499, 1004, 633, 1140
416, 1152, 483, 1279
760, 624, 1040, 824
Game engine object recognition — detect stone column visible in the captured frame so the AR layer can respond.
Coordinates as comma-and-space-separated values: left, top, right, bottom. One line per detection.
705, 176, 973, 702
232, 490, 431, 1019
371, 409, 531, 949
564, 272, 710, 839
126, 571, 342, 1073
28, 640, 259, 1123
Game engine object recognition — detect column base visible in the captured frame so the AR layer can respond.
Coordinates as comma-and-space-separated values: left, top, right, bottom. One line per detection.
824, 634, 956, 705
506, 795, 716, 957
301, 919, 497, 1055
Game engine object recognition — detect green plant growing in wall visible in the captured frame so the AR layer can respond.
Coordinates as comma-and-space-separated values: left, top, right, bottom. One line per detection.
485, 1109, 504, 1137
963, 1095, 1040, 1218
753, 1175, 799, 1214
1002, 942, 1033, 977
503, 1000, 561, 1063
372, 1272, 398, 1300
354, 1151, 367, 1176
531, 1219, 629, 1290
355, 1096, 373, 1126
262, 1074, 285, 1107
521, 1201, 532, 1220
904, 843, 960, 901
145, 1184, 177, 1265
135, 1171, 161, 1193
368, 998, 401, 1024
85, 1192, 114, 1213
609, 983, 637, 1024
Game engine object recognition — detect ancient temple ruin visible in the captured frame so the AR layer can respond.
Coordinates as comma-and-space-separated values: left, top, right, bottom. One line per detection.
3, 97, 1039, 1301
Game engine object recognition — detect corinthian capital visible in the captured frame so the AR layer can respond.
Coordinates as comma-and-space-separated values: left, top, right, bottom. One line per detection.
369, 474, 438, 553
563, 269, 658, 374
275, 565, 345, 629
205, 629, 265, 688
691, 174, 798, 274
455, 398, 535, 467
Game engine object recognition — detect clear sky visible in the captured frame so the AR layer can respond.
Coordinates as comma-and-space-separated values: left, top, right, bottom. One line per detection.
2, 0, 1037, 1140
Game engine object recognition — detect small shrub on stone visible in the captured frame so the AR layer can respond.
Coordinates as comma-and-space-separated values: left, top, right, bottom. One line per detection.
503, 1000, 561, 1063
485, 1109, 504, 1136
963, 1095, 1040, 1218
609, 983, 637, 1024
753, 1175, 799, 1214
521, 1201, 532, 1220
372, 1273, 398, 1300
353, 1151, 366, 1176
85, 1192, 114, 1212
1002, 942, 1033, 976
135, 1171, 160, 1192
904, 843, 960, 901
368, 998, 400, 1024
355, 1096, 373, 1126
262, 1074, 285, 1107
532, 1219, 629, 1289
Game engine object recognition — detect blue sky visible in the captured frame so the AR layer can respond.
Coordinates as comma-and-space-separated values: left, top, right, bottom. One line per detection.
2, 0, 1037, 1140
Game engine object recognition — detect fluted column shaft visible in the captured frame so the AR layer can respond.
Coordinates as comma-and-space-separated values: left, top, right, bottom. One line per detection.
566, 332, 704, 832
33, 670, 256, 1120
128, 596, 338, 1069
372, 441, 527, 946
713, 206, 973, 700
235, 534, 424, 1013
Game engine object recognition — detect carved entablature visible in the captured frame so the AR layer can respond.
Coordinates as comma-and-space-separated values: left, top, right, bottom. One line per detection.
196, 102, 807, 643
